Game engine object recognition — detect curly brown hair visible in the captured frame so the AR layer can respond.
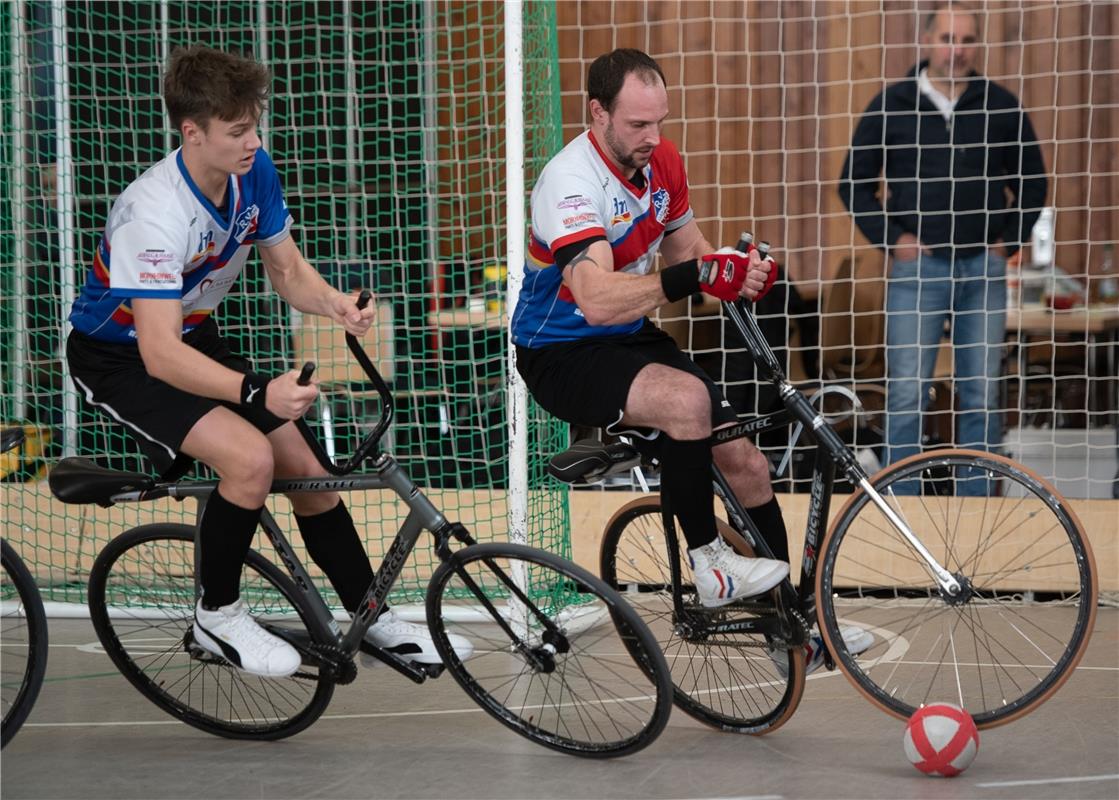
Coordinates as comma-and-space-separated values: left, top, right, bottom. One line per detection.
163, 44, 270, 131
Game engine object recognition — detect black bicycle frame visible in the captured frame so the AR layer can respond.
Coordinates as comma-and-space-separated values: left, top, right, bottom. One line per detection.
665, 299, 880, 638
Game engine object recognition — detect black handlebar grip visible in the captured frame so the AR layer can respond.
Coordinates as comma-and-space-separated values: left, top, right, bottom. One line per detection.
297, 362, 315, 386
735, 231, 754, 254
356, 289, 372, 311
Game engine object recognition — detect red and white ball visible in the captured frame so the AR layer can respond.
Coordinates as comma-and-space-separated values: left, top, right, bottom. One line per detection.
903, 702, 980, 777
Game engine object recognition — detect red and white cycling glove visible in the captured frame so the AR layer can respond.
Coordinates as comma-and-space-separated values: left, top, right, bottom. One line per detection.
697, 251, 750, 301
660, 244, 779, 303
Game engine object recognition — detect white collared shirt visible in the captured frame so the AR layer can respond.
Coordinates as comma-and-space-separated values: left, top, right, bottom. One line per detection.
918, 68, 959, 121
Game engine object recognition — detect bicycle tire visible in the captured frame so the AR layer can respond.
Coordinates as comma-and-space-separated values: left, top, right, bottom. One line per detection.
600, 497, 805, 734
1, 539, 49, 748
426, 542, 673, 758
87, 524, 335, 740
816, 448, 1098, 729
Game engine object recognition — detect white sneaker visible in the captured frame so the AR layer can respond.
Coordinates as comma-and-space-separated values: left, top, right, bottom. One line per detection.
193, 599, 301, 678
360, 608, 474, 668
687, 536, 789, 607
770, 625, 875, 677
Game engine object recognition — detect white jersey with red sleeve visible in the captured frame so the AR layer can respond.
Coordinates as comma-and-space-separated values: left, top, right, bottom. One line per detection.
510, 131, 693, 348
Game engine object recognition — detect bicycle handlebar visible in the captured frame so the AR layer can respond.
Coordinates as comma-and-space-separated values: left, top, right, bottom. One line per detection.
296, 289, 397, 476
725, 232, 787, 385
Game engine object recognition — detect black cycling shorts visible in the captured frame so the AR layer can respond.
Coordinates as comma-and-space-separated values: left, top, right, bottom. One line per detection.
67, 318, 287, 477
514, 318, 736, 436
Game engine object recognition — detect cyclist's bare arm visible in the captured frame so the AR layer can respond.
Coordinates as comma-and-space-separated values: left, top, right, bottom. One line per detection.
132, 297, 314, 419
561, 239, 671, 326
259, 236, 373, 337
659, 218, 713, 263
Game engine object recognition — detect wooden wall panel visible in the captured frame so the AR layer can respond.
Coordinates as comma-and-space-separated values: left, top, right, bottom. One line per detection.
552, 1, 1117, 292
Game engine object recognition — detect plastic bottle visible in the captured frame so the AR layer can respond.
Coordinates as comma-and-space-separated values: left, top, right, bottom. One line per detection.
1097, 243, 1118, 307
1031, 206, 1055, 268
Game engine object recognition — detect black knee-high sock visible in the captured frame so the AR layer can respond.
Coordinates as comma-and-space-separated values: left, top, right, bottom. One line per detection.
660, 436, 719, 550
745, 496, 790, 563
198, 487, 262, 609
296, 501, 375, 613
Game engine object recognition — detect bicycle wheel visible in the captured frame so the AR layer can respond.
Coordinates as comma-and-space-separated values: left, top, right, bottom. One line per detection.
817, 449, 1098, 729
87, 524, 335, 740
426, 542, 673, 758
2, 539, 49, 748
600, 497, 805, 734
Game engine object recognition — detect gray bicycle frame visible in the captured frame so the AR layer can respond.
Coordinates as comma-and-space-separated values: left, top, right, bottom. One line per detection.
103, 450, 455, 658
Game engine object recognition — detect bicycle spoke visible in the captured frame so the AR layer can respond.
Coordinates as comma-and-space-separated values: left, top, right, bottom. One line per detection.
821, 452, 1095, 728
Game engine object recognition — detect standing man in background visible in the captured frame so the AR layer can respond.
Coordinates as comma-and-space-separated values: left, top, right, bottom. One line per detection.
838, 0, 1047, 488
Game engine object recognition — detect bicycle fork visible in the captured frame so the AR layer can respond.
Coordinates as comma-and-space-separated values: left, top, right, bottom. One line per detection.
776, 382, 964, 598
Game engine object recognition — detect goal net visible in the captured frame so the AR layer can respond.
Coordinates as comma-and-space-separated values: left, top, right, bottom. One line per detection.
0, 0, 569, 606
555, 1, 1117, 501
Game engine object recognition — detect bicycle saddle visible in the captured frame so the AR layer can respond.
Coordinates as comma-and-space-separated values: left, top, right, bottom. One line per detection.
49, 457, 155, 506
547, 439, 641, 484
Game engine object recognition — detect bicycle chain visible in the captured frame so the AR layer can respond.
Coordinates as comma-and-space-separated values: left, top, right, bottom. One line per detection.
306, 642, 357, 685
675, 603, 811, 651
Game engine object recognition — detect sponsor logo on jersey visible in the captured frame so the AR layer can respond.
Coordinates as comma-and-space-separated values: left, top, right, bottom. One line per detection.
138, 271, 176, 286
610, 197, 631, 226
562, 213, 597, 229
233, 204, 260, 243
193, 273, 237, 300
138, 249, 172, 266
557, 195, 592, 211
652, 188, 670, 224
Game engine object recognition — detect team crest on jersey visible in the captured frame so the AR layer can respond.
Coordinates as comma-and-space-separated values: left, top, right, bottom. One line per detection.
233, 204, 260, 243
652, 188, 670, 224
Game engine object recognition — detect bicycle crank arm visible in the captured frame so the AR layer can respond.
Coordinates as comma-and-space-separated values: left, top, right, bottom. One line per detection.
358, 642, 442, 683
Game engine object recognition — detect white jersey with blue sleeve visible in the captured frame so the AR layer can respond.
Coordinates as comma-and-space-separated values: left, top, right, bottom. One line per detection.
69, 147, 293, 343
510, 131, 693, 348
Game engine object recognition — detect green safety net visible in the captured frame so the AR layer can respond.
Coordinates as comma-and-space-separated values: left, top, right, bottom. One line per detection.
0, 0, 569, 608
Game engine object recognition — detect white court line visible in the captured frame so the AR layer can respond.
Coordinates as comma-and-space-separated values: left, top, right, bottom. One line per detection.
976, 774, 1119, 788
46, 639, 1119, 670
24, 705, 494, 729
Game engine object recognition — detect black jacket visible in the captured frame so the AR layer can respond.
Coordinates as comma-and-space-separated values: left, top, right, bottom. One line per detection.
838, 61, 1048, 258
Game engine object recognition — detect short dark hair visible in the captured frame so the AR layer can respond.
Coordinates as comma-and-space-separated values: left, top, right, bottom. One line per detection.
163, 45, 270, 131
587, 48, 666, 113
923, 1, 982, 37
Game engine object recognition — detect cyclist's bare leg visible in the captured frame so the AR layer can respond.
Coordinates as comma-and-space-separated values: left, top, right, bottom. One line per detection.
180, 407, 274, 507
712, 434, 772, 507
621, 364, 711, 438
624, 365, 788, 598
267, 421, 340, 515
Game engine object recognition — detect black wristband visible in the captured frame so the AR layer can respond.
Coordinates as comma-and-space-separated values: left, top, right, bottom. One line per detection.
660, 259, 700, 302
240, 372, 269, 410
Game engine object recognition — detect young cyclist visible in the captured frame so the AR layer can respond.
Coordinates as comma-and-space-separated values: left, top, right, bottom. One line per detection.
66, 45, 470, 677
